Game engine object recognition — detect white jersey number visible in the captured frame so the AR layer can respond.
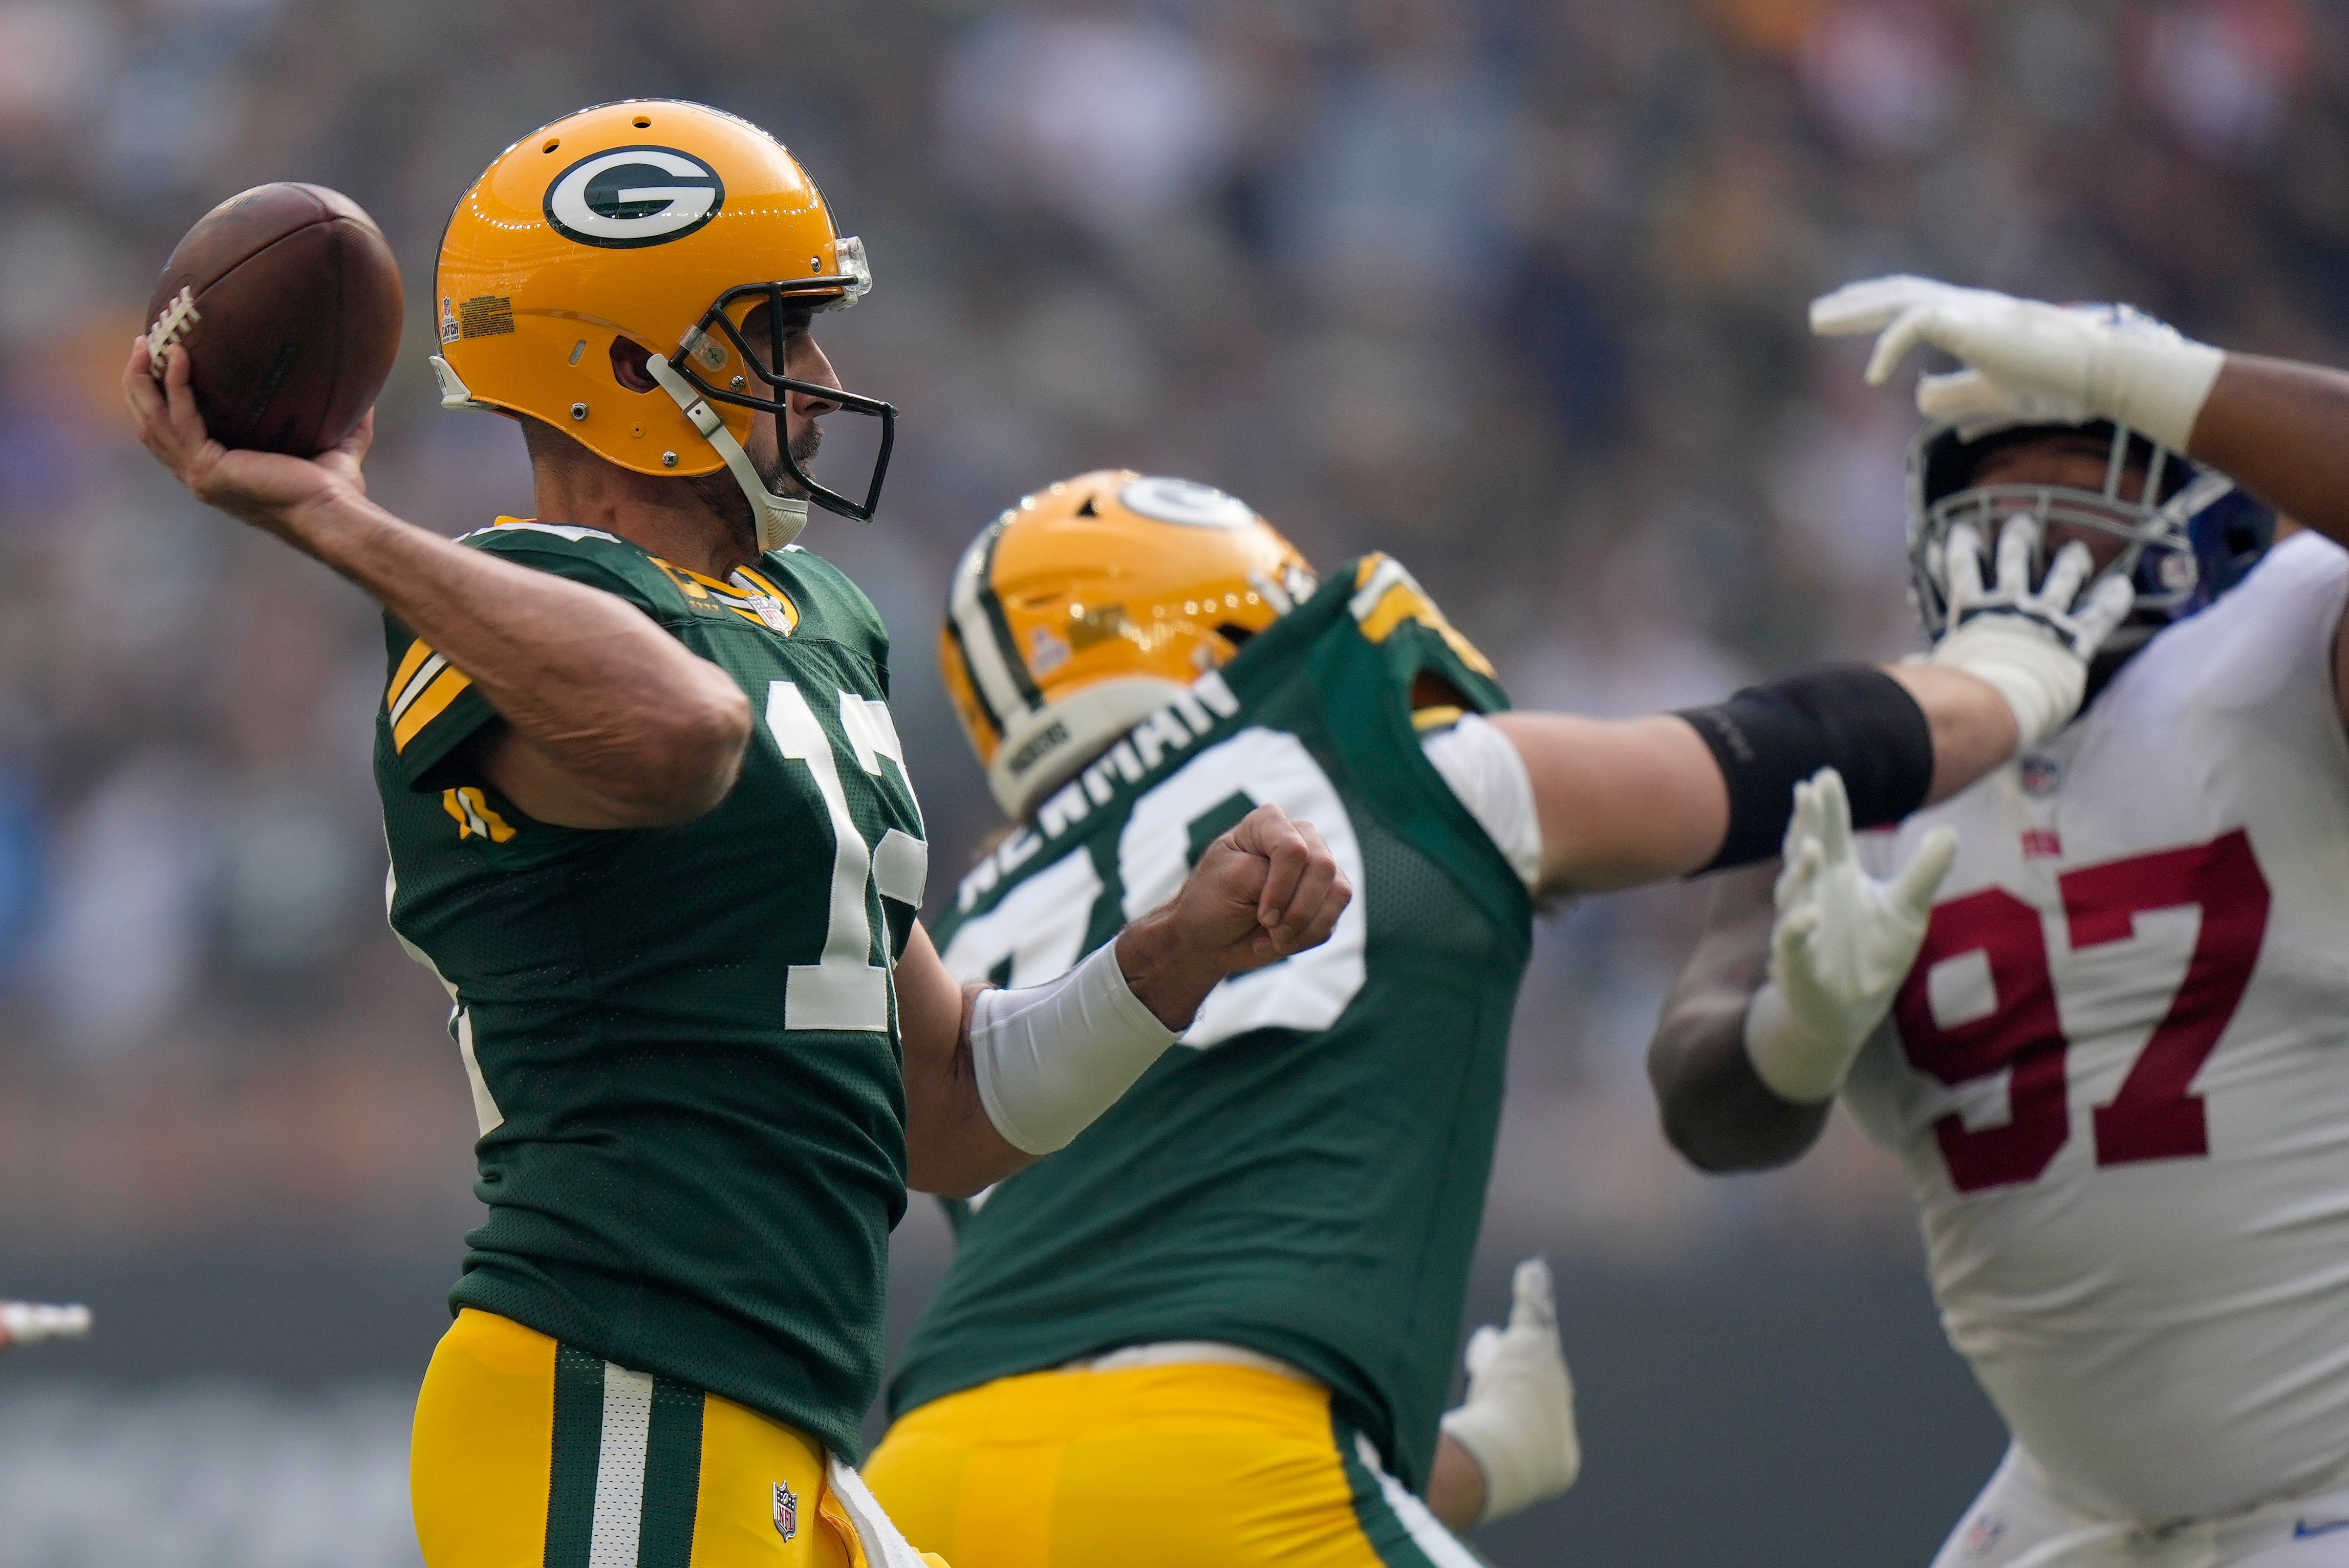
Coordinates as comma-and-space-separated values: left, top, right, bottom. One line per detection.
941, 728, 1368, 1049
766, 681, 927, 1032
1893, 828, 2270, 1192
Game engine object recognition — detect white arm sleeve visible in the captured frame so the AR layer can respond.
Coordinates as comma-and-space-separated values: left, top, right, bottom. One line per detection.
967, 939, 1180, 1157
1421, 712, 1544, 890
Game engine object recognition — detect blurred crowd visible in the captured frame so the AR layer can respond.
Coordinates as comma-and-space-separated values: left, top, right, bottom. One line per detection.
0, 0, 2342, 1267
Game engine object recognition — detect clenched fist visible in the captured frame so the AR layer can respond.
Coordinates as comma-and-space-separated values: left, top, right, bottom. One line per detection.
1116, 801, 1352, 1029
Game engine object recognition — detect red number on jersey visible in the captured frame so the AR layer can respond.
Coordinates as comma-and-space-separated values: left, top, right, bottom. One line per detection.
2065, 829, 2270, 1165
1891, 888, 2071, 1191
1891, 829, 2273, 1193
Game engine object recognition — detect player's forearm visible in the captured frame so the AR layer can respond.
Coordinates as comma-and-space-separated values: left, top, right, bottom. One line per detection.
288, 491, 750, 810
2190, 356, 2349, 549
1882, 665, 2019, 802
1647, 862, 1830, 1171
1511, 663, 1993, 895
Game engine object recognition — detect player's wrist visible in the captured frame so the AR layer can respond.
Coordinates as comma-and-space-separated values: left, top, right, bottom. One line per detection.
1742, 983, 1856, 1104
1113, 910, 1226, 1031
2087, 331, 2226, 453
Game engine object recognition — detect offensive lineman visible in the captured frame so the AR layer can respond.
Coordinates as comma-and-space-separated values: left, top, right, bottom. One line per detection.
1649, 278, 2349, 1566
123, 102, 1351, 1568
861, 466, 2136, 1565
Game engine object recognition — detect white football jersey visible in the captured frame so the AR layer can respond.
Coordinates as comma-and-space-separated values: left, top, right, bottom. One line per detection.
1844, 533, 2349, 1523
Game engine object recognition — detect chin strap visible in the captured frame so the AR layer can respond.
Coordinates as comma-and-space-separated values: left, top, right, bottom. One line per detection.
645, 353, 810, 551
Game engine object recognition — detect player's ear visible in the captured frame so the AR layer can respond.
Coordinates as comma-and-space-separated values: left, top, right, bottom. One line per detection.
609, 337, 658, 394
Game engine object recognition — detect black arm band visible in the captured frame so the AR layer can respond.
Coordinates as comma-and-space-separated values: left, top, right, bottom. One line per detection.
1675, 665, 1933, 874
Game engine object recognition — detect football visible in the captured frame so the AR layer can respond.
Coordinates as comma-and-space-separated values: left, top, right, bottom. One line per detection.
142, 182, 403, 455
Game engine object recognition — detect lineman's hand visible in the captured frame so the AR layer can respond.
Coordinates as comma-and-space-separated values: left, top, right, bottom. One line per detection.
122, 336, 372, 540
1114, 802, 1350, 1029
1809, 275, 2224, 452
1439, 1258, 1581, 1525
1743, 769, 1956, 1103
1926, 513, 2135, 749
0, 1300, 92, 1352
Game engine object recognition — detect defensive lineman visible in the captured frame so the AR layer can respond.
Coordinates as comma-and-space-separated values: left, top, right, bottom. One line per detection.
1650, 278, 2349, 1566
124, 102, 1350, 1568
862, 467, 2135, 1565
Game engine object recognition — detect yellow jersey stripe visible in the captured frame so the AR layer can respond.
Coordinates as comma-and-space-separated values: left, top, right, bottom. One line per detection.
387, 639, 435, 709
734, 566, 786, 600
1411, 705, 1467, 732
394, 666, 476, 753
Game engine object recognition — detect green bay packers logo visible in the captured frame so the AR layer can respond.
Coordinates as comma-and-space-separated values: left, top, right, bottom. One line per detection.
544, 145, 724, 248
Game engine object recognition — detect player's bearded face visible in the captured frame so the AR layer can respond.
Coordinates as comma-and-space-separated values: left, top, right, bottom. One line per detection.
687, 302, 835, 538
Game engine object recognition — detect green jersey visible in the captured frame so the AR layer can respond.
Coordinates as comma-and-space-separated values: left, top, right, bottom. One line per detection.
377, 519, 926, 1464
890, 555, 1533, 1491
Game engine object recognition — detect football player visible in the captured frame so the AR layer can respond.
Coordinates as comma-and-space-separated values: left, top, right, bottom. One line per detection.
123, 101, 1353, 1568
859, 466, 2135, 1566
1648, 277, 2349, 1566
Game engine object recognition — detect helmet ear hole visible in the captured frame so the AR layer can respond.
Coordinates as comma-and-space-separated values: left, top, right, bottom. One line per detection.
1076, 496, 1099, 517
1213, 624, 1255, 649
609, 336, 658, 394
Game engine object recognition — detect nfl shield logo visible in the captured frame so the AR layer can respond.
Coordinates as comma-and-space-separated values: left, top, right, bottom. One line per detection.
773, 1481, 798, 1541
2019, 754, 2063, 797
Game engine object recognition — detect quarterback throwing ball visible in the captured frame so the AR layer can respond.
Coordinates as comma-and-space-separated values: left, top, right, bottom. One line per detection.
125, 100, 1352, 1568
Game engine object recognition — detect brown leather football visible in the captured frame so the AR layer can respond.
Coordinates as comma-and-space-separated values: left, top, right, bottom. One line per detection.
143, 183, 404, 455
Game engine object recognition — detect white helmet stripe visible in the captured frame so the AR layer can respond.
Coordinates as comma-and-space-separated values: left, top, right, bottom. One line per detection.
949, 527, 1035, 729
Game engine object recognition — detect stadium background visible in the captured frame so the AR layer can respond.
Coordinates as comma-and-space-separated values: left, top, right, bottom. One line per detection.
0, 0, 2337, 1562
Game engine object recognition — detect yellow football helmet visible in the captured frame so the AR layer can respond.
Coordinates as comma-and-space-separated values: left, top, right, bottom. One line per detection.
942, 471, 1319, 819
432, 99, 894, 547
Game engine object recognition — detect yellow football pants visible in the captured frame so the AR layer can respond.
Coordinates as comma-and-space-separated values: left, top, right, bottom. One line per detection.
865, 1362, 1481, 1567
412, 1308, 947, 1568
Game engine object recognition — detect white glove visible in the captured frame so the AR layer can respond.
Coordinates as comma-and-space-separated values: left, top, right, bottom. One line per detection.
1926, 512, 2134, 749
1810, 275, 2225, 452
0, 1300, 92, 1349
1439, 1257, 1580, 1525
1744, 769, 1957, 1103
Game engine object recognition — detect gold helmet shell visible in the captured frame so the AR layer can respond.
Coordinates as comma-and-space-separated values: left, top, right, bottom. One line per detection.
942, 471, 1318, 820
432, 99, 893, 545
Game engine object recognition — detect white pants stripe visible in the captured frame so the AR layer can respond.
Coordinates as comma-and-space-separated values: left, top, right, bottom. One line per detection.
588, 1363, 654, 1567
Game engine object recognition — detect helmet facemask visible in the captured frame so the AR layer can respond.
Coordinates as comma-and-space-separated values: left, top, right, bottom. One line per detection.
1908, 419, 2270, 665
647, 271, 897, 546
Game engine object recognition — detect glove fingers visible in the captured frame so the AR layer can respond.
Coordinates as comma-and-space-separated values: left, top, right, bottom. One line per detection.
1775, 837, 1822, 911
1995, 512, 2041, 595
1944, 522, 1987, 606
1780, 776, 1816, 866
1511, 1256, 1558, 1332
1809, 275, 1927, 337
1864, 306, 1933, 386
2041, 539, 2094, 609
1464, 1323, 1501, 1376
1892, 825, 1960, 911
2078, 573, 2137, 652
1812, 767, 1854, 863
1915, 367, 1991, 422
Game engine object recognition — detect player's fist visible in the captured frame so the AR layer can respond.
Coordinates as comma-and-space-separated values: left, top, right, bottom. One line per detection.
1180, 801, 1351, 969
1439, 1257, 1581, 1525
0, 1300, 92, 1351
1114, 801, 1352, 1031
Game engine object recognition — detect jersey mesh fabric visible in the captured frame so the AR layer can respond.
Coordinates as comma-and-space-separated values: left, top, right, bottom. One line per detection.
377, 523, 925, 1465
890, 558, 1532, 1491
